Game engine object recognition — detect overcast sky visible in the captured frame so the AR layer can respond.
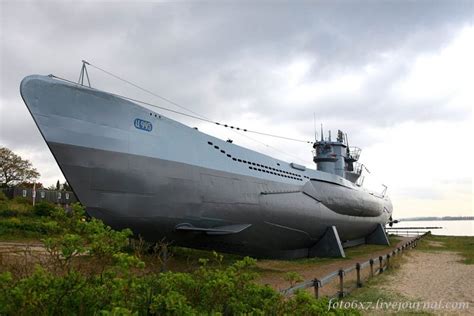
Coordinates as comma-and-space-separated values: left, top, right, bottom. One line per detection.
1, 0, 472, 218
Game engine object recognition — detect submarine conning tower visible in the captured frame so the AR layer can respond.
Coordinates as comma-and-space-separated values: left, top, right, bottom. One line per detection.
313, 130, 363, 183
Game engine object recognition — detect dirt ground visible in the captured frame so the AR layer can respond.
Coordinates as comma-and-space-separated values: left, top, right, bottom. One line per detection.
379, 249, 474, 315
256, 237, 413, 296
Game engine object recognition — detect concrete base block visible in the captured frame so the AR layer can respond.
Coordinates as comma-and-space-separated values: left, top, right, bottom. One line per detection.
309, 226, 346, 258
366, 223, 390, 245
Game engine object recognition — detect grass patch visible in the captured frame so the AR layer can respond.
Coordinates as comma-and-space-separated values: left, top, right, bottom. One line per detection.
289, 236, 402, 265
416, 234, 474, 264
147, 236, 402, 276
171, 245, 244, 265
344, 236, 401, 259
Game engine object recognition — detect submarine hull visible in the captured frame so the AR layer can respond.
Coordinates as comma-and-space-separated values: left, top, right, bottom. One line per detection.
20, 75, 392, 258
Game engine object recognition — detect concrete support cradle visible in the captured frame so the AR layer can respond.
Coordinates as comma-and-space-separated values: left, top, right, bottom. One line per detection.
309, 226, 346, 258
366, 223, 390, 246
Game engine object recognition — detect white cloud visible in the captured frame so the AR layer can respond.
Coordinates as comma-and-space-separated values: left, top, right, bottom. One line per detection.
393, 25, 474, 107
362, 119, 472, 217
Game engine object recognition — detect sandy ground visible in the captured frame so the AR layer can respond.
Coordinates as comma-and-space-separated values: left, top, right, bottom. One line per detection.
0, 241, 49, 277
380, 249, 474, 315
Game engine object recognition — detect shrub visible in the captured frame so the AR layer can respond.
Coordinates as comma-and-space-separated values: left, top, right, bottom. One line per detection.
33, 201, 56, 216
12, 196, 30, 205
0, 191, 8, 201
0, 207, 18, 217
284, 271, 304, 287
0, 197, 34, 216
0, 216, 60, 235
0, 196, 13, 216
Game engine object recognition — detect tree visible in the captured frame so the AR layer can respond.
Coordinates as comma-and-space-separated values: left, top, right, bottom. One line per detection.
63, 181, 71, 191
0, 147, 40, 188
19, 182, 44, 189
55, 180, 60, 191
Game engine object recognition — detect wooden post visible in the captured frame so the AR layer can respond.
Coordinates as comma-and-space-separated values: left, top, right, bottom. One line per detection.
338, 270, 345, 298
314, 279, 321, 299
356, 263, 362, 288
369, 259, 374, 277
386, 254, 390, 269
379, 256, 383, 273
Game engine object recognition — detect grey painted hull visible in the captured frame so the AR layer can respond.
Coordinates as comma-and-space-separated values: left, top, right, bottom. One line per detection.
20, 75, 393, 258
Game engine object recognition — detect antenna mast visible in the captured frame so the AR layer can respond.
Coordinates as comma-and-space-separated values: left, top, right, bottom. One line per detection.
313, 113, 317, 142
78, 60, 91, 87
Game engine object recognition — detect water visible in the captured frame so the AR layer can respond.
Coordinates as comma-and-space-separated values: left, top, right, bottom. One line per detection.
391, 220, 474, 236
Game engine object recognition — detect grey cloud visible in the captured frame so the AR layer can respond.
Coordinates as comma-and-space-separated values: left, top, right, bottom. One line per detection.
1, 0, 472, 183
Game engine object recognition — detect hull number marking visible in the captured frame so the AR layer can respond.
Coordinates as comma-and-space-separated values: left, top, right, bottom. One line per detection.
134, 118, 153, 132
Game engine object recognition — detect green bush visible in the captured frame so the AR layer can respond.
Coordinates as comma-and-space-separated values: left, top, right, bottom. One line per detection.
0, 259, 359, 315
0, 216, 60, 235
0, 191, 8, 201
0, 197, 12, 216
0, 206, 18, 217
12, 196, 30, 205
0, 196, 34, 216
33, 201, 56, 216
0, 204, 361, 315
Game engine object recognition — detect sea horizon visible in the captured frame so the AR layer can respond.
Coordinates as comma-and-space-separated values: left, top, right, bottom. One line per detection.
393, 219, 474, 236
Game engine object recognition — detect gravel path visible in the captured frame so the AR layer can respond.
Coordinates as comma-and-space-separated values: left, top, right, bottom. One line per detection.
380, 250, 474, 315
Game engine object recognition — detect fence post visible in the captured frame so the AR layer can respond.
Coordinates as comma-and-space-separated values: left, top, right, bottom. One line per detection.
338, 269, 345, 298
356, 263, 362, 287
314, 279, 321, 299
379, 256, 383, 273
386, 254, 390, 269
369, 259, 374, 277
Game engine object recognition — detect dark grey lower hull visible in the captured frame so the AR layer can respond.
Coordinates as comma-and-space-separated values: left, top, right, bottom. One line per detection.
49, 141, 389, 258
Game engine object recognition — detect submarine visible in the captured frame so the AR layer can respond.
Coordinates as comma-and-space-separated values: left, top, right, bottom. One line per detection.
20, 70, 393, 259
